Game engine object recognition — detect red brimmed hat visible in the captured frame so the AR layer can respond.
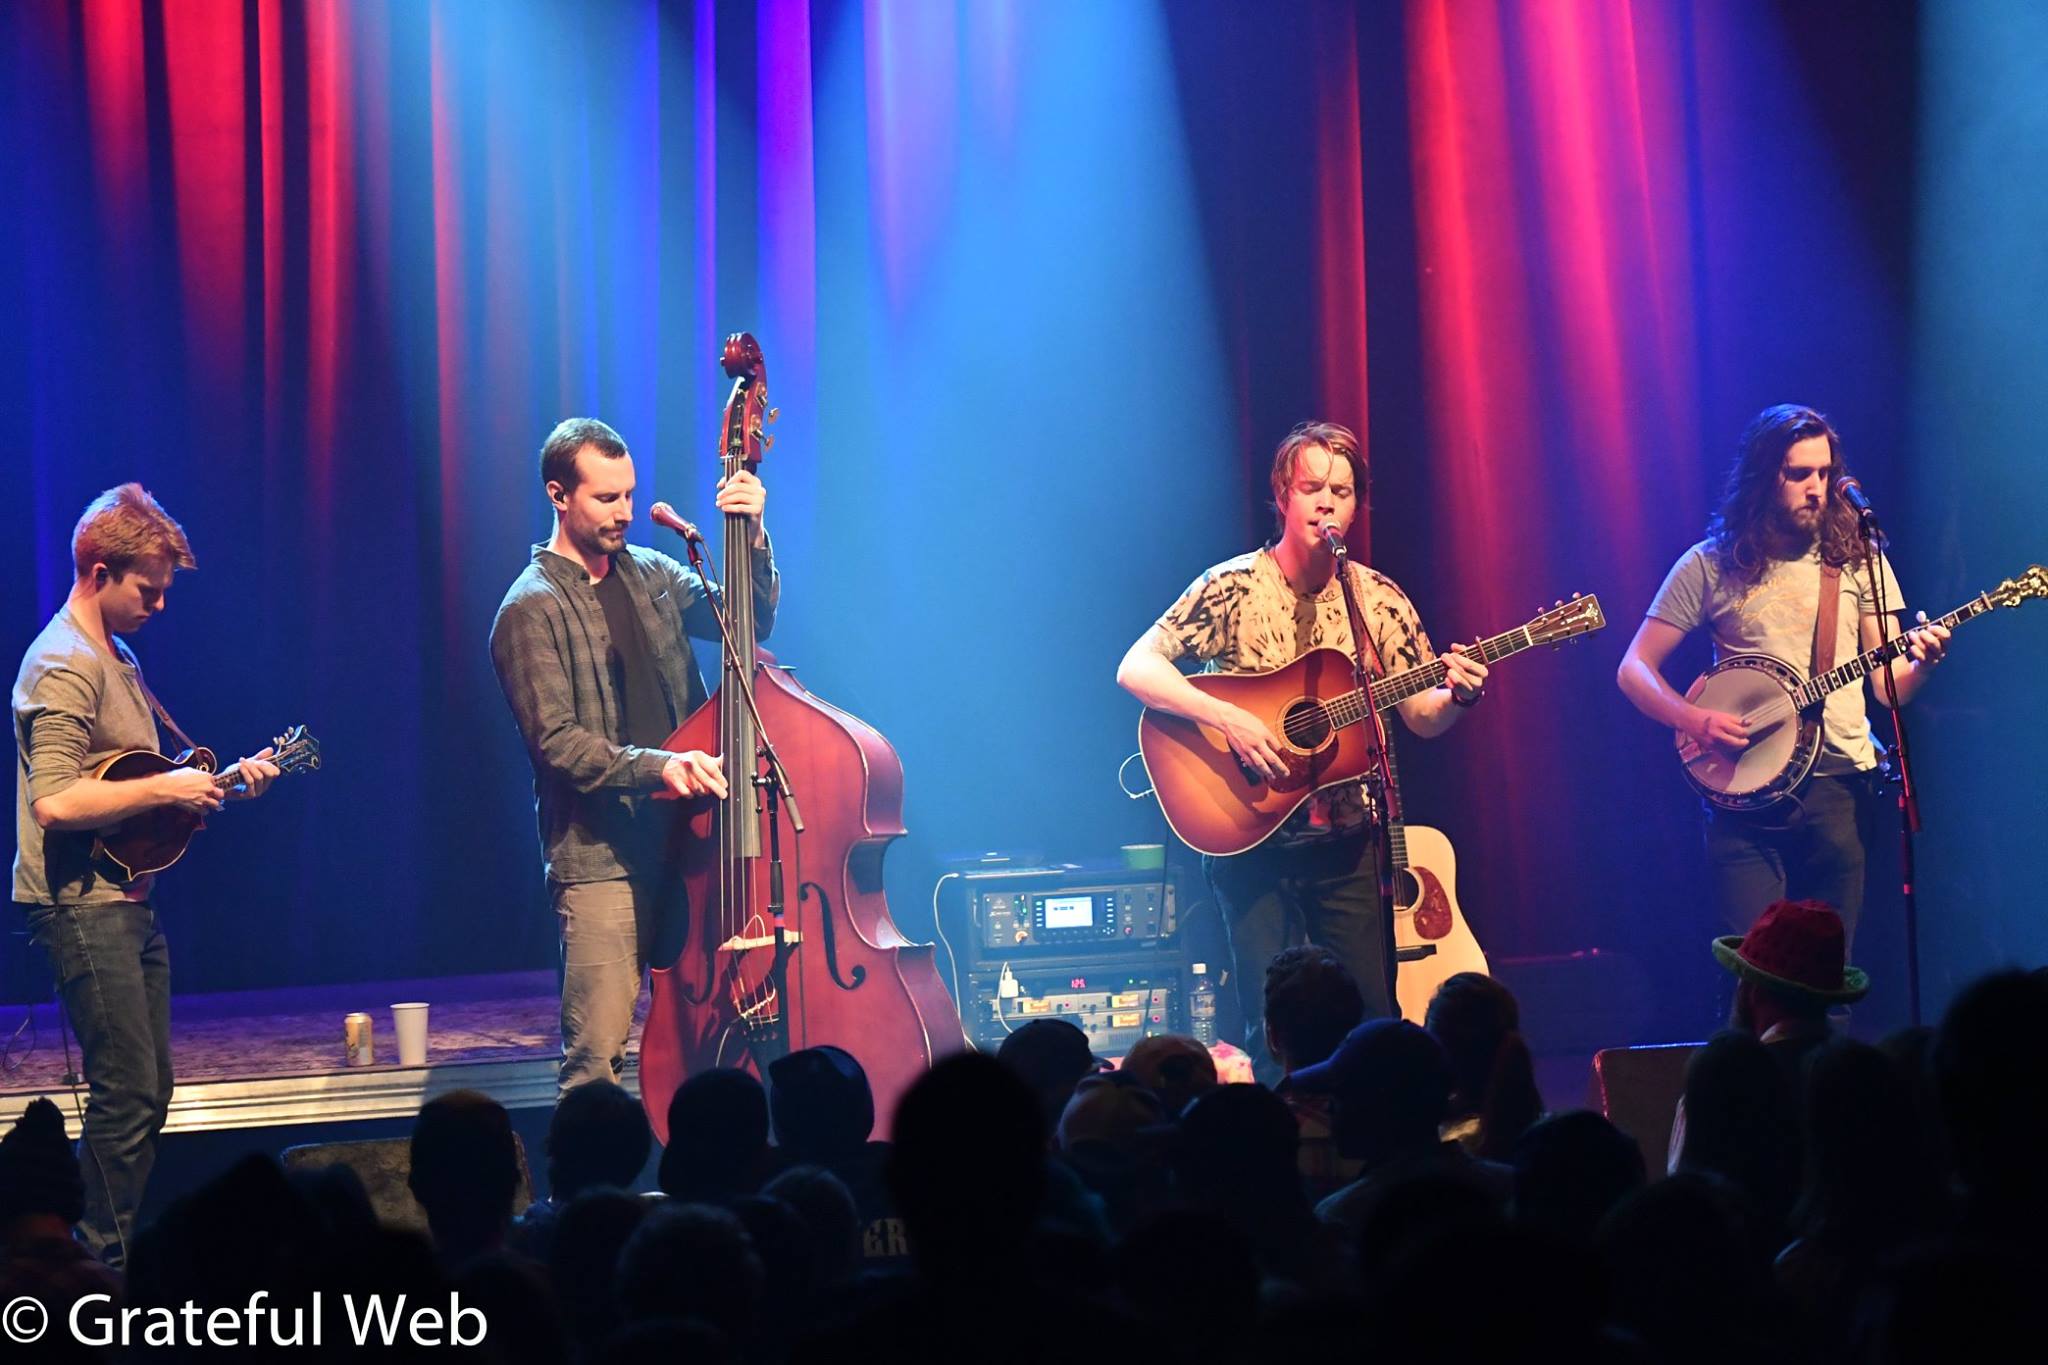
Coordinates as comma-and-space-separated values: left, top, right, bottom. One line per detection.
1713, 899, 1869, 1003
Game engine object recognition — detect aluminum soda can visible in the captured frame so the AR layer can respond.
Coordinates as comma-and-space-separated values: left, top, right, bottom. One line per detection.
345, 1012, 375, 1066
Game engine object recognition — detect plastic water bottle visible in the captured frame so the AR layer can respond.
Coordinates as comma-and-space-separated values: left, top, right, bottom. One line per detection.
1188, 962, 1217, 1044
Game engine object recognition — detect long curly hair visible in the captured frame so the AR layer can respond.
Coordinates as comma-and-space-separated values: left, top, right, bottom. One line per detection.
1708, 404, 1862, 585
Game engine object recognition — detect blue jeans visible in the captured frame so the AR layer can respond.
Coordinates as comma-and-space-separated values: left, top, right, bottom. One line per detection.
1704, 773, 1868, 944
23, 900, 173, 1268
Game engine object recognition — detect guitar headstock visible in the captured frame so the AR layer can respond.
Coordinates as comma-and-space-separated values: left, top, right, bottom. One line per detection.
1986, 564, 2048, 611
718, 331, 777, 469
1527, 593, 1607, 646
268, 725, 323, 777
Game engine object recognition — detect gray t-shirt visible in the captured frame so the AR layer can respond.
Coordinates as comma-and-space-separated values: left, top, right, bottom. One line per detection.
13, 608, 161, 905
1646, 538, 1904, 774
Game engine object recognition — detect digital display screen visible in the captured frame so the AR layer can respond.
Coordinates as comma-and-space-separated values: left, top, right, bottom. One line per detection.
1041, 895, 1094, 930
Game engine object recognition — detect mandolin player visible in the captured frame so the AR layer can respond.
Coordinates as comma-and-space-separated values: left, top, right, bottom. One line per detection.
1617, 404, 1949, 947
12, 484, 281, 1267
1116, 422, 1487, 1079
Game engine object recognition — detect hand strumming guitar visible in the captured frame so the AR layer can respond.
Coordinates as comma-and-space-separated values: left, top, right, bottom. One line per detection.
1210, 701, 1288, 782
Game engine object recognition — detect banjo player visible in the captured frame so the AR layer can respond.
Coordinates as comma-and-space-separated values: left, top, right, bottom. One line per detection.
1616, 404, 1950, 948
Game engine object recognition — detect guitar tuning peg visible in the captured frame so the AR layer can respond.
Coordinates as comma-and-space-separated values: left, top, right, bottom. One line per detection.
766, 407, 780, 423
762, 434, 776, 450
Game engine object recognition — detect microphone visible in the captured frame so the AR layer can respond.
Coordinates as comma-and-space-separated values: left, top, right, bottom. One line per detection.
1320, 523, 1348, 560
1836, 477, 1880, 530
648, 502, 704, 543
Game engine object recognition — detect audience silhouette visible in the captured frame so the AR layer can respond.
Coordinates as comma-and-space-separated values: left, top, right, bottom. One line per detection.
1, 945, 2041, 1364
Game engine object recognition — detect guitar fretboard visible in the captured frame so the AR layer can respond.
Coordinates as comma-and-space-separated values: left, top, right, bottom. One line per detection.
1793, 594, 1994, 708
1382, 739, 1411, 869
1321, 625, 1535, 730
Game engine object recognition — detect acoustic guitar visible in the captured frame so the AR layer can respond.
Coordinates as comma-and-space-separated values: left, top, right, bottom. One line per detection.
1138, 596, 1606, 856
1378, 736, 1490, 1022
1389, 813, 1490, 1021
93, 725, 322, 878
1678, 565, 2045, 811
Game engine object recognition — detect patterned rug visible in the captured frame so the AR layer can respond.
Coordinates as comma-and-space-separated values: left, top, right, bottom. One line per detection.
0, 971, 646, 1092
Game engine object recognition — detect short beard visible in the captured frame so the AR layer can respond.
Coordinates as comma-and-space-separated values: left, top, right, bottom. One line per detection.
572, 524, 624, 561
1770, 503, 1821, 551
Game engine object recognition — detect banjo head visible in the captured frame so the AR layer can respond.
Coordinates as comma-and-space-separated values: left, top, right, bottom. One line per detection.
1678, 654, 1819, 809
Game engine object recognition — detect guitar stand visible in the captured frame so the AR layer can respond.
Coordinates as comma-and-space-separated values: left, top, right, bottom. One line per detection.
1329, 539, 1406, 1014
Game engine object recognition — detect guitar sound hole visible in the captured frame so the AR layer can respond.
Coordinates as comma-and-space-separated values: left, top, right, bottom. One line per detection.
1281, 700, 1332, 751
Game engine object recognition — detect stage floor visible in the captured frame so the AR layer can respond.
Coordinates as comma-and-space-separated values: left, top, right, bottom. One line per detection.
0, 971, 637, 1137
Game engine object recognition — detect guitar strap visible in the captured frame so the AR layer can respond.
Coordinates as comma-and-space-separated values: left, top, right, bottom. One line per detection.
133, 671, 200, 756
1336, 563, 1394, 761
1813, 563, 1843, 677
1728, 561, 1846, 831
1339, 567, 1387, 683
1334, 562, 1401, 818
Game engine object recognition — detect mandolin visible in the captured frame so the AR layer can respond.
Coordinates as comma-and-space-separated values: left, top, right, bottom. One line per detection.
92, 725, 322, 878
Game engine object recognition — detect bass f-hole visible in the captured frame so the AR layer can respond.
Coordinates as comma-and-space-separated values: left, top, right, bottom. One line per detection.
801, 880, 867, 992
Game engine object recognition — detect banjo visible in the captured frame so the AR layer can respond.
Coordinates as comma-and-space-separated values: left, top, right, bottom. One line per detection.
1678, 564, 2046, 811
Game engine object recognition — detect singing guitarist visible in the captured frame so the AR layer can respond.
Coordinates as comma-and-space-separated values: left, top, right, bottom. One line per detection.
11, 484, 280, 1267
1616, 405, 1949, 946
1116, 422, 1488, 1078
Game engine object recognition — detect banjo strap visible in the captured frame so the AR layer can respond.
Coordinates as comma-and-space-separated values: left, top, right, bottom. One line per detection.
1813, 563, 1843, 677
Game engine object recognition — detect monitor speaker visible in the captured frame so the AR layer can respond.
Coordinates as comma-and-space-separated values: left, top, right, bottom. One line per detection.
1590, 1042, 1703, 1172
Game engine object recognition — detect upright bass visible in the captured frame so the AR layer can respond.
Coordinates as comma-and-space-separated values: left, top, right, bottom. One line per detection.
640, 333, 962, 1141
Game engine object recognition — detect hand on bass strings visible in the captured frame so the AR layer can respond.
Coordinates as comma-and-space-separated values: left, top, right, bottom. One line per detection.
227, 747, 282, 801
715, 469, 767, 524
1213, 702, 1288, 783
1685, 708, 1750, 752
663, 750, 730, 800
714, 470, 768, 548
155, 765, 225, 814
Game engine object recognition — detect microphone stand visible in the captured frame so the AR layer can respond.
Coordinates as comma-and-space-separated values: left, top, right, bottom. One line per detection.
1859, 512, 1923, 1025
1326, 529, 1403, 1016
666, 520, 805, 1048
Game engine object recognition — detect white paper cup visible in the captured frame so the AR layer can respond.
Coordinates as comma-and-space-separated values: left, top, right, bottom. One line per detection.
391, 1002, 430, 1066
